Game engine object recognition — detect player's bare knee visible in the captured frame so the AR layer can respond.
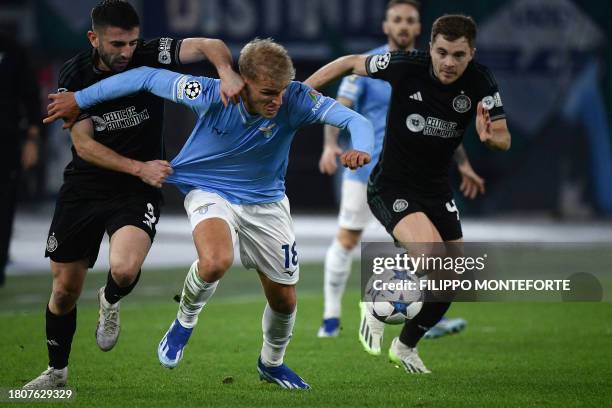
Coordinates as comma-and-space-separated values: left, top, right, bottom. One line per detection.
110, 262, 141, 287
50, 287, 79, 312
269, 288, 296, 314
197, 252, 232, 282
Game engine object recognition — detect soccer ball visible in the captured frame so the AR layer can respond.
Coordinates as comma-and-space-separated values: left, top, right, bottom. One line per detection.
364, 268, 423, 324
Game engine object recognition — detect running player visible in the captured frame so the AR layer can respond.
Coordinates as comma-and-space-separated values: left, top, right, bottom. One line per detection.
24, 0, 243, 389
306, 14, 510, 373
45, 38, 374, 389
317, 1, 479, 350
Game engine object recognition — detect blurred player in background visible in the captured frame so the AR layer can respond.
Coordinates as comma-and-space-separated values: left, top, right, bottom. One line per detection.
307, 14, 510, 373
25, 0, 242, 389
316, 0, 481, 349
46, 38, 374, 389
0, 33, 41, 288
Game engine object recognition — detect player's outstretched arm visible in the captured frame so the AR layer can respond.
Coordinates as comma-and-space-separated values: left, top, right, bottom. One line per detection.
45, 67, 216, 128
322, 103, 374, 170
320, 96, 354, 175
304, 55, 368, 90
476, 101, 511, 151
70, 118, 172, 188
179, 38, 244, 105
454, 144, 485, 199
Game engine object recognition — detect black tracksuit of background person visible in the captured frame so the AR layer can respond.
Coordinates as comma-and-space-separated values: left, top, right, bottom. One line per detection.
0, 34, 41, 286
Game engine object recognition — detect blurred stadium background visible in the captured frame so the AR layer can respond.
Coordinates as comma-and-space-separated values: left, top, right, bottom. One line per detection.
2, 0, 612, 272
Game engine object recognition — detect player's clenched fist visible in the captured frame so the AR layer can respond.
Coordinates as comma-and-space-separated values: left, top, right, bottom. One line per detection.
340, 150, 371, 170
44, 91, 80, 129
136, 160, 173, 188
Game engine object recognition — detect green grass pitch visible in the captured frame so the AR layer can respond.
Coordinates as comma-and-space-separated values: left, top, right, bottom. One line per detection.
1, 263, 610, 407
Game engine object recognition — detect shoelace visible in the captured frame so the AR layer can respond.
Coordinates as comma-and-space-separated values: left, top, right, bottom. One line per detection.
102, 309, 118, 335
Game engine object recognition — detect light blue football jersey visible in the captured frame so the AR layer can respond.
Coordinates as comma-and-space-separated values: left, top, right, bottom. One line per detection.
74, 67, 374, 204
337, 44, 391, 183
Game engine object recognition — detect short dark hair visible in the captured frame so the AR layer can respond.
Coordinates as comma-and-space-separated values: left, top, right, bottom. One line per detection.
431, 14, 477, 48
91, 0, 140, 31
386, 0, 420, 12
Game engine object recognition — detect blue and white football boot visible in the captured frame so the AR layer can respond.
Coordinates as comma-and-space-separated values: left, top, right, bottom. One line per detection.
158, 319, 193, 369
317, 317, 341, 338
257, 357, 311, 390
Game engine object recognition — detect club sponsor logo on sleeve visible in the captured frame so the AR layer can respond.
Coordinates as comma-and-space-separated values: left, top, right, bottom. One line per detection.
309, 90, 324, 114
482, 92, 503, 111
176, 76, 188, 100
482, 96, 495, 110
494, 92, 503, 107
158, 38, 173, 65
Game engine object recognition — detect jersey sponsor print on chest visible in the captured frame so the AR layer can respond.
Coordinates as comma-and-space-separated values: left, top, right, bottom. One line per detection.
91, 106, 150, 132
405, 114, 460, 138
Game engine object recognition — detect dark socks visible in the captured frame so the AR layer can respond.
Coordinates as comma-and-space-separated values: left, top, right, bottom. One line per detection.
104, 269, 141, 305
46, 305, 77, 370
399, 300, 451, 348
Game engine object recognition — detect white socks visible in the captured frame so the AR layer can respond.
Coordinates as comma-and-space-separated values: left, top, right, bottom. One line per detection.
177, 260, 219, 329
260, 303, 296, 367
323, 238, 353, 319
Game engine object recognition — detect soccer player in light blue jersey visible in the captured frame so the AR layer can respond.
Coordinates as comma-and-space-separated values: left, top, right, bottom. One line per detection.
313, 0, 482, 350
47, 38, 373, 390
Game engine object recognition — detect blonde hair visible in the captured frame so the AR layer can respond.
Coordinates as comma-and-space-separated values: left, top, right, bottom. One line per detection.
238, 38, 296, 83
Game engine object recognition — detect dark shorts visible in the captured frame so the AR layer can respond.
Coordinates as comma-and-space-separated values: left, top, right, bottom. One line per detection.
367, 185, 463, 241
44, 184, 161, 268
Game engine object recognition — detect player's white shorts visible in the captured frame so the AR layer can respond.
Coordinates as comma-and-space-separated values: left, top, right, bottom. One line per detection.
338, 179, 375, 230
184, 189, 299, 285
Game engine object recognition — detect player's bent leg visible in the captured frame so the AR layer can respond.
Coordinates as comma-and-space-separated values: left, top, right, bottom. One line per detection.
95, 226, 152, 352
392, 211, 443, 246
159, 218, 233, 369
24, 260, 88, 389
319, 228, 363, 338
392, 213, 447, 371
358, 300, 385, 356
257, 273, 309, 390
423, 238, 467, 339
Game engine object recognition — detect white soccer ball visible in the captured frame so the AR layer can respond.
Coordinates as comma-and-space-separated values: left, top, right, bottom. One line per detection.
364, 268, 423, 324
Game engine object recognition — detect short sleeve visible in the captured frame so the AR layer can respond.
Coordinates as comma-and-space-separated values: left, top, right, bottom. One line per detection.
365, 51, 417, 84
172, 74, 220, 116
57, 58, 91, 121
133, 37, 183, 68
336, 74, 364, 103
475, 65, 506, 122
